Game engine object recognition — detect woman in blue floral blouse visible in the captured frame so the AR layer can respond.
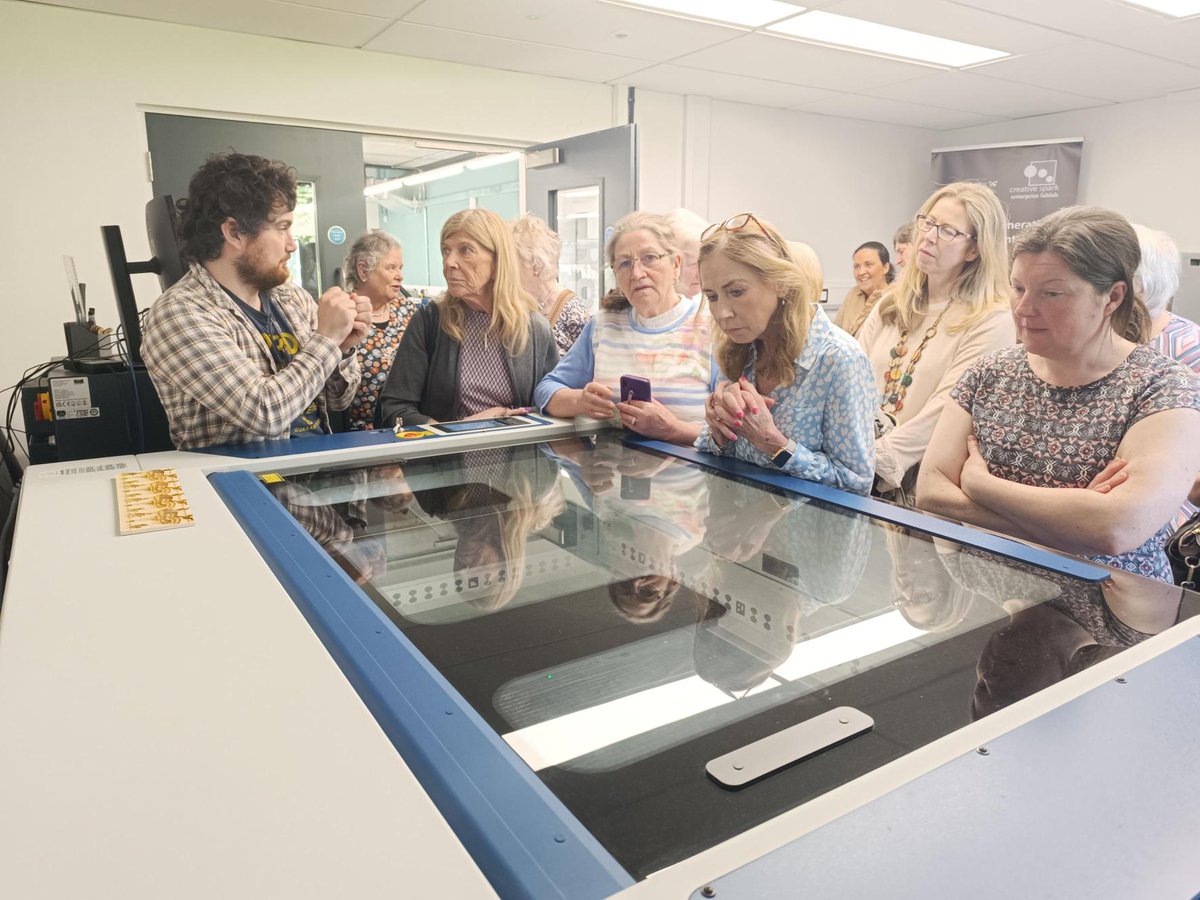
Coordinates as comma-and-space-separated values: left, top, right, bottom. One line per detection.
696, 214, 876, 494
343, 230, 419, 430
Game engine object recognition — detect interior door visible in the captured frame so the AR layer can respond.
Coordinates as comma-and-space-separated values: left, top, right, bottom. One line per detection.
524, 125, 637, 311
145, 113, 367, 296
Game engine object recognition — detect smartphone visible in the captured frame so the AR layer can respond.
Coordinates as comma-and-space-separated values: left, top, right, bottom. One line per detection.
620, 375, 652, 403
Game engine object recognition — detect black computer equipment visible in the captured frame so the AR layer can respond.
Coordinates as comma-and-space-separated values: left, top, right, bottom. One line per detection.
101, 194, 184, 368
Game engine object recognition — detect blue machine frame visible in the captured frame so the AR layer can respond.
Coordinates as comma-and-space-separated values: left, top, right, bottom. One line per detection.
210, 431, 1113, 898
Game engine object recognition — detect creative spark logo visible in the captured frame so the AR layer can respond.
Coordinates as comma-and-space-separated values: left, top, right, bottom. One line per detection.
1024, 161, 1057, 186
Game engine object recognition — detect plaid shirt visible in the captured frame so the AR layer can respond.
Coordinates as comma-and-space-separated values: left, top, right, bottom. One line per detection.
142, 263, 360, 450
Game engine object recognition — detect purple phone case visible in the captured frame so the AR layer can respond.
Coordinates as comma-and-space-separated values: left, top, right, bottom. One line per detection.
620, 375, 652, 403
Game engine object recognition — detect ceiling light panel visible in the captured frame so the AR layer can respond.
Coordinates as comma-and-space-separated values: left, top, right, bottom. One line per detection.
768, 10, 1009, 67
604, 0, 806, 28
1120, 0, 1200, 15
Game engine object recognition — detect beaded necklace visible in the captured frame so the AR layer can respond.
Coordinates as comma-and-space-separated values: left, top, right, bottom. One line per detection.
881, 299, 957, 414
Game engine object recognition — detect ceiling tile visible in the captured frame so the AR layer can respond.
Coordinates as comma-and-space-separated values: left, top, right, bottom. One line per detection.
873, 70, 1110, 118
822, 0, 1076, 55
32, 0, 391, 47
400, 0, 743, 62
949, 0, 1200, 67
972, 40, 1200, 103
291, 0, 424, 18
674, 31, 935, 92
365, 21, 652, 82
794, 93, 1007, 129
621, 64, 838, 108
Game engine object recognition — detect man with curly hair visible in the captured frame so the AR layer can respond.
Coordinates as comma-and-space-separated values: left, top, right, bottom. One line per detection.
142, 152, 370, 449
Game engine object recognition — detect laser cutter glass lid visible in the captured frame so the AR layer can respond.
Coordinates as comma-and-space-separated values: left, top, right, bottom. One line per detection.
255, 433, 1196, 879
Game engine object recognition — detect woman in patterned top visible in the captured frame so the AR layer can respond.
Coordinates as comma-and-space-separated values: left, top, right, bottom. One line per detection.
696, 213, 876, 494
378, 208, 558, 427
342, 230, 419, 430
919, 206, 1200, 582
510, 213, 591, 355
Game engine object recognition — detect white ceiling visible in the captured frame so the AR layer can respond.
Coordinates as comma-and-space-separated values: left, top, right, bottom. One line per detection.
29, 0, 1200, 130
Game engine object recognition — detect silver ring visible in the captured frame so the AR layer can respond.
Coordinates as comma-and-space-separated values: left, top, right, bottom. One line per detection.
630, 417, 638, 426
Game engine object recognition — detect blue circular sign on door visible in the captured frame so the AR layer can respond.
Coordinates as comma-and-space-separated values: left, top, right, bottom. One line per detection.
327, 226, 347, 245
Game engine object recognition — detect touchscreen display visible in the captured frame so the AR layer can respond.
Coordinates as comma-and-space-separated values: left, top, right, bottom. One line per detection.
436, 415, 534, 434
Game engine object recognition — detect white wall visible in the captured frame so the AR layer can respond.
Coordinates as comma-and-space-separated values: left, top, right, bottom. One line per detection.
636, 91, 935, 300
942, 91, 1200, 252
0, 0, 616, 409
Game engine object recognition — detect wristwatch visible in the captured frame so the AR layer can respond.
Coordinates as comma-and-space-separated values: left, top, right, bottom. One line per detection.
770, 438, 798, 468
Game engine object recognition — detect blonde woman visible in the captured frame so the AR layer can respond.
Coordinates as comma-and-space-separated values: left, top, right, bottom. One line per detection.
510, 213, 591, 355
698, 213, 876, 494
857, 181, 1016, 499
534, 211, 718, 446
379, 208, 559, 426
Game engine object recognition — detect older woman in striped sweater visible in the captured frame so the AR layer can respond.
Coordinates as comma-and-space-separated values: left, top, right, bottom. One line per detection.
533, 211, 718, 446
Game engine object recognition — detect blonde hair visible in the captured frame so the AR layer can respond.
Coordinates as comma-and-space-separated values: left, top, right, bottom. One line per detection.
602, 212, 680, 311
699, 216, 819, 390
509, 213, 561, 282
1013, 206, 1150, 344
878, 181, 1010, 334
437, 208, 537, 355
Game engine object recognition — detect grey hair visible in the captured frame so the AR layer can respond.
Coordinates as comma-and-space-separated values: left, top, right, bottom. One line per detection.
510, 214, 561, 281
605, 211, 678, 267
343, 229, 401, 291
665, 208, 708, 247
893, 222, 914, 245
1132, 223, 1181, 320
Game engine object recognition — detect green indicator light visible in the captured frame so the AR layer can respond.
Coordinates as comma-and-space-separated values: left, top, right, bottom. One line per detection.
547, 674, 553, 680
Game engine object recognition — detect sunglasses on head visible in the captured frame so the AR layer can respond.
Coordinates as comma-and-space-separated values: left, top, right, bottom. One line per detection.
702, 213, 787, 256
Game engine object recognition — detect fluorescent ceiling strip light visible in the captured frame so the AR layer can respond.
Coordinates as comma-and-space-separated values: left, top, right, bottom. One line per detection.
363, 163, 467, 196
502, 610, 923, 772
768, 11, 1008, 68
1121, 0, 1200, 14
600, 0, 806, 28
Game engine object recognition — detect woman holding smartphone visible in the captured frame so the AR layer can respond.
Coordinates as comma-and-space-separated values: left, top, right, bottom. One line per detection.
533, 211, 718, 446
698, 214, 876, 494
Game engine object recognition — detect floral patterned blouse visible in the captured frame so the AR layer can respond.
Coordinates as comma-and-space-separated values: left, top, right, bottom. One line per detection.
695, 306, 877, 494
545, 289, 591, 357
952, 344, 1200, 581
347, 297, 420, 430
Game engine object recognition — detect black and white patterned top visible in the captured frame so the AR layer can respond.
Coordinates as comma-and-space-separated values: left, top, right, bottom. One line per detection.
457, 307, 516, 417
952, 344, 1200, 581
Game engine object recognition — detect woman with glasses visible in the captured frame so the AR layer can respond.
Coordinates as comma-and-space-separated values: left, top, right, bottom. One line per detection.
833, 240, 894, 337
534, 211, 718, 445
697, 214, 876, 494
919, 207, 1200, 581
857, 181, 1016, 501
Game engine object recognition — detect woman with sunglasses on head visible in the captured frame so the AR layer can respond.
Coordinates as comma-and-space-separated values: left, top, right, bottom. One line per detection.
919, 207, 1200, 582
857, 182, 1016, 502
698, 214, 876, 494
534, 211, 718, 445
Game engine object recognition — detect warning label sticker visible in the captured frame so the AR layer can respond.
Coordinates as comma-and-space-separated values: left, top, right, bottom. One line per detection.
50, 376, 100, 420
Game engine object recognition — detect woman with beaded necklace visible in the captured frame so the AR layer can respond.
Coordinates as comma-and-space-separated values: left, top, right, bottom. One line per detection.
856, 182, 1015, 502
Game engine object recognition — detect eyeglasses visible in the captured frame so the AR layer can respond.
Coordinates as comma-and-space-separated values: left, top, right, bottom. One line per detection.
914, 214, 975, 243
613, 252, 671, 275
702, 212, 788, 256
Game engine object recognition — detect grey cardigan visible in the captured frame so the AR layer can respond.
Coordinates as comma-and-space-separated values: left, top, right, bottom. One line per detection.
377, 301, 559, 427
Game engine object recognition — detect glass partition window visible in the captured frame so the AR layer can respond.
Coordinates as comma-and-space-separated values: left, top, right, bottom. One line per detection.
250, 434, 1196, 879
286, 181, 320, 298
554, 185, 601, 311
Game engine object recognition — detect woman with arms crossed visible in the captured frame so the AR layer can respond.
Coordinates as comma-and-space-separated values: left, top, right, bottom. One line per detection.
918, 206, 1200, 581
